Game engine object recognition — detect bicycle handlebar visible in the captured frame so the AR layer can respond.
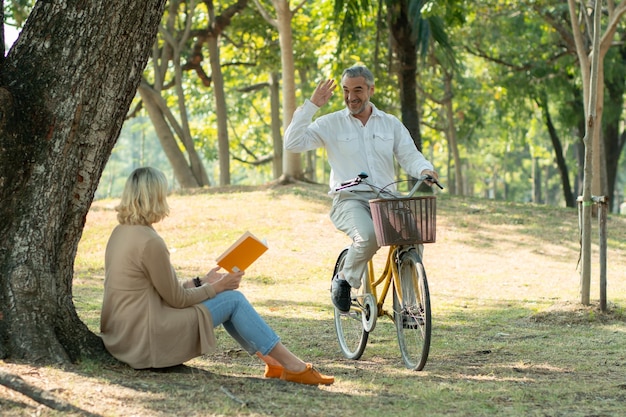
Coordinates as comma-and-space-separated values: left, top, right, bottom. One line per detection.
407, 175, 444, 197
335, 172, 444, 195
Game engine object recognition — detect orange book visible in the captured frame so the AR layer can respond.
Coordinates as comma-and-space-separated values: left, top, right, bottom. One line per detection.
216, 231, 268, 273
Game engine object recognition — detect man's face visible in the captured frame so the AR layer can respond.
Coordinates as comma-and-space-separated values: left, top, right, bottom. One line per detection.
342, 76, 374, 115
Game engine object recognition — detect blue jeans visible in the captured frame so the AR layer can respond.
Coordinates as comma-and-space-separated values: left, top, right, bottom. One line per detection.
201, 290, 280, 356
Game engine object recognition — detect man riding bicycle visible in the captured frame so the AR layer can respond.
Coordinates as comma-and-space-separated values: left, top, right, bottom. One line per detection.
283, 65, 438, 313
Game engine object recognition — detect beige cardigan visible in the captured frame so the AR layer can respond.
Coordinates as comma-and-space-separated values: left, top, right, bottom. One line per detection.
100, 224, 217, 369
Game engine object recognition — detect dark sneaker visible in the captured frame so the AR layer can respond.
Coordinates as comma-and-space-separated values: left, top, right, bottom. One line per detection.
330, 275, 351, 312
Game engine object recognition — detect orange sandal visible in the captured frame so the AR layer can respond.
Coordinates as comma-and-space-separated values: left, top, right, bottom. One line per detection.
280, 363, 334, 385
264, 363, 283, 379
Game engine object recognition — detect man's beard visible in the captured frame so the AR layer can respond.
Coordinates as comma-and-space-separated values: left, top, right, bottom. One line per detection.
346, 99, 369, 115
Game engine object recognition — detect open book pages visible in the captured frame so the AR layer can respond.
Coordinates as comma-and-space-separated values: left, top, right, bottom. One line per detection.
216, 231, 268, 273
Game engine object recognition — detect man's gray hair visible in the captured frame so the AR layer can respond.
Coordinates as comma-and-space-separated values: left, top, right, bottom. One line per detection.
342, 65, 374, 87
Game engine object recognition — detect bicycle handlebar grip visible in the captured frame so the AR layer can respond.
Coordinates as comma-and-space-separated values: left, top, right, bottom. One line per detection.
340, 172, 369, 186
421, 175, 445, 189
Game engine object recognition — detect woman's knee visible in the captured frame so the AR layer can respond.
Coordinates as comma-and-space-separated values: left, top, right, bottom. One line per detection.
221, 290, 248, 305
204, 290, 246, 312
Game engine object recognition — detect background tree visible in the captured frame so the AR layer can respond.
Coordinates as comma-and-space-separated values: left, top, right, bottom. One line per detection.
253, 0, 306, 182
0, 0, 167, 362
566, 0, 626, 305
207, 1, 285, 183
136, 0, 250, 188
205, 0, 249, 185
534, 0, 626, 210
137, 0, 210, 188
9, 0, 619, 208
462, 2, 582, 207
567, 0, 626, 200
419, 51, 465, 195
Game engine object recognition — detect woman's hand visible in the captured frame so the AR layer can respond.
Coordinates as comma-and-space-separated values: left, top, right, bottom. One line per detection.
202, 266, 244, 293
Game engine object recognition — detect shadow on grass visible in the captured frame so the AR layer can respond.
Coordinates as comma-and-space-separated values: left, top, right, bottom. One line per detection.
5, 297, 626, 417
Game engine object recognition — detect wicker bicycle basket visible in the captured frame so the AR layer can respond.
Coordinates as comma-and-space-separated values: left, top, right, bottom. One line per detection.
369, 195, 437, 246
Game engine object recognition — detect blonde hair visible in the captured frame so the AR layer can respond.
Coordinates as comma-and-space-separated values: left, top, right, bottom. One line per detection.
116, 167, 170, 225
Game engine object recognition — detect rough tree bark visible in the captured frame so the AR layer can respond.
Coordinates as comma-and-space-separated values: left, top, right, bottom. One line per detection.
0, 0, 167, 363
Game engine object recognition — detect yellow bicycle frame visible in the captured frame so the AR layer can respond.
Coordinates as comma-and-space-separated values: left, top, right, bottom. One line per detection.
367, 245, 404, 320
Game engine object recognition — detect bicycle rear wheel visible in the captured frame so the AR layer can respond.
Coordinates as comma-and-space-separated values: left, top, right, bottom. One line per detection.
333, 248, 370, 360
393, 248, 431, 370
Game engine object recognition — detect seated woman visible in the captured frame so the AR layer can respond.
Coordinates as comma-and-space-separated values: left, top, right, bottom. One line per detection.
99, 167, 333, 385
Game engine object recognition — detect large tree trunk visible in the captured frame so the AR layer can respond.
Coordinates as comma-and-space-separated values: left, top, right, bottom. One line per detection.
0, 0, 166, 363
389, 0, 423, 154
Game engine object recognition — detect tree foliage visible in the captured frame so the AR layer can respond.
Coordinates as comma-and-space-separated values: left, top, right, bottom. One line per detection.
6, 0, 626, 207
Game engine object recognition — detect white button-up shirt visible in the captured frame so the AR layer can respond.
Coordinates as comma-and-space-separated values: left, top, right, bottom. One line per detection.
284, 100, 434, 195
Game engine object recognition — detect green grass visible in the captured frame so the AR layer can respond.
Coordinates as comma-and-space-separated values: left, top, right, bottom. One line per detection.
2, 182, 626, 416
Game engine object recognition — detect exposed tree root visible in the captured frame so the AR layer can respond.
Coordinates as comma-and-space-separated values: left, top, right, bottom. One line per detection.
0, 370, 101, 417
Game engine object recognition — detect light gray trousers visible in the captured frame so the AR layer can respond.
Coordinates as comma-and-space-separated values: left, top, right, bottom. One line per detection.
330, 190, 381, 288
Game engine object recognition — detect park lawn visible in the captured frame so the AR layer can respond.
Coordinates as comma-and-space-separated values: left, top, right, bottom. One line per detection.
2, 182, 626, 416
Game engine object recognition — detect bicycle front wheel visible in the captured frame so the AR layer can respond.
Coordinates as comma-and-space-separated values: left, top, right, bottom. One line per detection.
393, 248, 431, 370
333, 248, 370, 360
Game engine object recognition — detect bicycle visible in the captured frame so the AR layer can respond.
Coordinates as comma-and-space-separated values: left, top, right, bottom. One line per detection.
332, 172, 443, 371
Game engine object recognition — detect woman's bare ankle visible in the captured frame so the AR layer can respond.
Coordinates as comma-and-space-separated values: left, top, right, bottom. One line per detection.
265, 343, 307, 372
283, 360, 306, 373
